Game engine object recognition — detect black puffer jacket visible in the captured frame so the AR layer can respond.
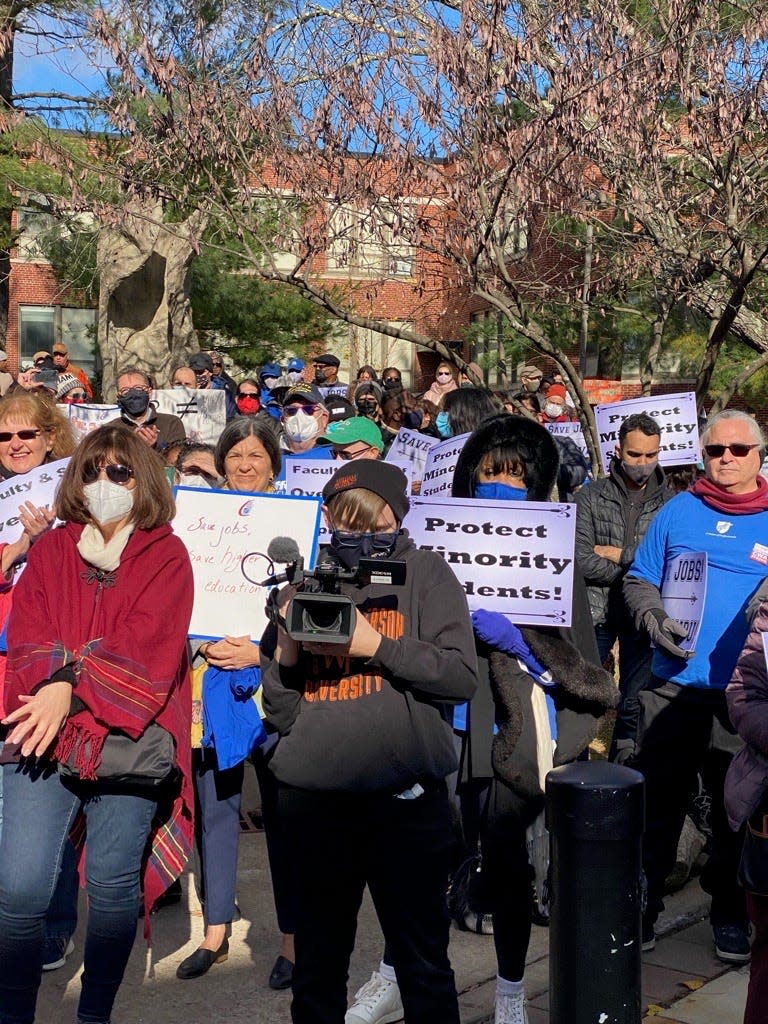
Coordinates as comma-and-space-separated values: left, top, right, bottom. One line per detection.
574, 458, 671, 627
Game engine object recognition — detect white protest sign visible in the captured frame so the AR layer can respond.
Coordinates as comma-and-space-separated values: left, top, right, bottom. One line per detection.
66, 403, 120, 440
285, 458, 413, 543
594, 392, 700, 474
173, 487, 322, 641
419, 433, 470, 498
661, 551, 707, 653
545, 421, 590, 464
0, 458, 70, 543
384, 427, 436, 484
153, 388, 226, 445
404, 495, 576, 626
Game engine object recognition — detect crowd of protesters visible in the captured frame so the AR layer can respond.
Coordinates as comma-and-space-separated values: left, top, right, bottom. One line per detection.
0, 347, 766, 1024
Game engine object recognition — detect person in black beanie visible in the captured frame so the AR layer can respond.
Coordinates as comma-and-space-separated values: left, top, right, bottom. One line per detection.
261, 461, 478, 1024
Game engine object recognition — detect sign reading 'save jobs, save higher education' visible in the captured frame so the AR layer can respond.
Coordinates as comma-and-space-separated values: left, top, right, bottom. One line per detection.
594, 391, 701, 474
173, 487, 322, 641
404, 496, 576, 626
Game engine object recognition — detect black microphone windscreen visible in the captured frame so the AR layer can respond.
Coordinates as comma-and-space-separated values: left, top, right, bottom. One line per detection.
267, 536, 301, 564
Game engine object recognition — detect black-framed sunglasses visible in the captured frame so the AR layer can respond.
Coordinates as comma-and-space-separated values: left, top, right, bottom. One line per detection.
703, 443, 759, 459
0, 429, 43, 442
83, 464, 135, 486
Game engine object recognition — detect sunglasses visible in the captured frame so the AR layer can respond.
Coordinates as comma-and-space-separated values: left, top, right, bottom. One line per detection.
283, 404, 317, 416
237, 391, 259, 398
0, 429, 42, 442
703, 443, 759, 459
383, 377, 400, 384
333, 446, 374, 460
82, 464, 135, 485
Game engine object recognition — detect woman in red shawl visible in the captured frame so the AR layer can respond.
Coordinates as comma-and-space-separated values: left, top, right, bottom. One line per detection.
0, 425, 194, 1024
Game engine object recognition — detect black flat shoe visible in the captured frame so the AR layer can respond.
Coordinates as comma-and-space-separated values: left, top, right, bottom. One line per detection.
268, 954, 294, 990
176, 938, 229, 980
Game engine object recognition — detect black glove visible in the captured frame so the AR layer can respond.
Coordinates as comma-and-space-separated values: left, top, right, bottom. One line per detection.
641, 608, 692, 660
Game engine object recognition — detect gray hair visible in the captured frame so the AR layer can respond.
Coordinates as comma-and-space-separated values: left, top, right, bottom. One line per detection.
700, 410, 765, 450
116, 365, 152, 389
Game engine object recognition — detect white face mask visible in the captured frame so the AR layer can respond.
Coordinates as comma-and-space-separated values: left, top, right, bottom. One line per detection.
286, 370, 303, 385
178, 474, 213, 489
83, 479, 134, 524
544, 402, 564, 418
283, 410, 320, 444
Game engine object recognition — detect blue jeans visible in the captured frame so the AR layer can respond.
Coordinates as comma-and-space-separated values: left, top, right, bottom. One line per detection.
0, 760, 157, 1024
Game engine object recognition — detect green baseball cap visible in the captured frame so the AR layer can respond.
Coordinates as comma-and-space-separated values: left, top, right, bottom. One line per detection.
319, 416, 384, 453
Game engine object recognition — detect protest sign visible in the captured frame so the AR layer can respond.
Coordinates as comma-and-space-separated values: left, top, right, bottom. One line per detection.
285, 458, 412, 543
0, 458, 70, 543
66, 403, 120, 440
661, 551, 707, 653
173, 487, 322, 640
404, 495, 576, 626
544, 421, 590, 464
594, 392, 700, 474
153, 388, 226, 445
384, 427, 436, 485
419, 433, 470, 498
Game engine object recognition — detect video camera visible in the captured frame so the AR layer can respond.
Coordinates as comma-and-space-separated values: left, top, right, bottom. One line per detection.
244, 536, 406, 645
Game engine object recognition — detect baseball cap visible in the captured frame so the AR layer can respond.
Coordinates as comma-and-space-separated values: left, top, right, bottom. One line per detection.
283, 381, 324, 406
287, 357, 305, 372
33, 350, 50, 364
322, 460, 409, 522
520, 365, 542, 379
188, 352, 214, 372
260, 362, 282, 380
320, 417, 385, 453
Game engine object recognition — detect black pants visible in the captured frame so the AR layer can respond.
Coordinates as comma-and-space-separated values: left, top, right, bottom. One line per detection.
629, 679, 746, 929
595, 621, 654, 760
278, 780, 459, 1024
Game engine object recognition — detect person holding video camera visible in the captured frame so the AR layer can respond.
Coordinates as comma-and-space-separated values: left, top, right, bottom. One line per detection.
261, 460, 478, 1024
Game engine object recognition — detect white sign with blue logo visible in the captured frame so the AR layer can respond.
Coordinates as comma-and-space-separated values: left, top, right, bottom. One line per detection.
173, 487, 322, 640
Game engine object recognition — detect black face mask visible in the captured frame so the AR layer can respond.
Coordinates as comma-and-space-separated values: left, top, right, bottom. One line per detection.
328, 529, 399, 571
382, 377, 401, 391
118, 388, 151, 417
356, 400, 379, 418
314, 369, 328, 384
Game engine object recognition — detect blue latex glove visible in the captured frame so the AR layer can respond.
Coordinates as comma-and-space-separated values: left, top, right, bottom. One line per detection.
471, 609, 548, 678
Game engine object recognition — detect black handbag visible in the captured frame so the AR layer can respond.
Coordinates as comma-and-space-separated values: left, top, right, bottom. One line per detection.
58, 722, 176, 788
737, 800, 768, 896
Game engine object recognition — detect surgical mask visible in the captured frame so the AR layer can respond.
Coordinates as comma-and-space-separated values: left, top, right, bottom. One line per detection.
177, 473, 213, 489
475, 482, 528, 501
286, 370, 303, 385
544, 402, 564, 419
262, 376, 279, 390
328, 529, 399, 571
435, 411, 452, 438
83, 479, 134, 524
436, 371, 452, 382
622, 460, 657, 485
118, 388, 151, 417
283, 409, 320, 444
236, 395, 260, 415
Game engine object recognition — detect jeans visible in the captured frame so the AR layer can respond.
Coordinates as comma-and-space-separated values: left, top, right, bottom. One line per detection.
0, 743, 78, 949
0, 760, 157, 1024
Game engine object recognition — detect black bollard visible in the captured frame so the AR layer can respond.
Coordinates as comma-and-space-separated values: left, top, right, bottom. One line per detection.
546, 761, 645, 1024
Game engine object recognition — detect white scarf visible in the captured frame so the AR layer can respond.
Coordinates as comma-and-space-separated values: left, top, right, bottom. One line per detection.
77, 521, 135, 571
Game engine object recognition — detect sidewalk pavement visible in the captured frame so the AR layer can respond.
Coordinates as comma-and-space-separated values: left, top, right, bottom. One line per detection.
37, 822, 748, 1023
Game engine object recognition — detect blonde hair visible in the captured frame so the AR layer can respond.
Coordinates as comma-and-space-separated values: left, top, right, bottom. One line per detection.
325, 488, 388, 531
0, 392, 76, 459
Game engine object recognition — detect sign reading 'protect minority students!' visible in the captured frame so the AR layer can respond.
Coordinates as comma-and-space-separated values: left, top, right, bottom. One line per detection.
404, 496, 576, 626
594, 391, 701, 474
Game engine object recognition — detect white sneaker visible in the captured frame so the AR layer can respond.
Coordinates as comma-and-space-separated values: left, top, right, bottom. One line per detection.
495, 989, 528, 1024
345, 971, 404, 1024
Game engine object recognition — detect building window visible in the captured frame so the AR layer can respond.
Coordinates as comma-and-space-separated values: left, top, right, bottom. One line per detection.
19, 305, 98, 377
326, 205, 415, 280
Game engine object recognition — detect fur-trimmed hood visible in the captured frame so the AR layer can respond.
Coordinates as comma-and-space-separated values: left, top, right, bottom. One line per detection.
452, 414, 560, 501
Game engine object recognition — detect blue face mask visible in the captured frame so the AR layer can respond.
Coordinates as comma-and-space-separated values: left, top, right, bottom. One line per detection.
435, 411, 452, 438
475, 482, 528, 501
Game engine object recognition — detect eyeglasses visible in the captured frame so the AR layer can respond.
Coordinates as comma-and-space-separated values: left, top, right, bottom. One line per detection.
333, 446, 375, 460
0, 429, 43, 442
703, 443, 759, 459
117, 386, 150, 396
82, 464, 134, 485
212, 362, 222, 368
283, 404, 318, 416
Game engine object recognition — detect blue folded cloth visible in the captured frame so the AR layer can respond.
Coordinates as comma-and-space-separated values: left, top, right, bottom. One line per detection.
201, 665, 267, 769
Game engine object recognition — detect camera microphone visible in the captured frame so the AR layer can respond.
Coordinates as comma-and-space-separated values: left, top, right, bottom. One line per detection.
268, 536, 302, 565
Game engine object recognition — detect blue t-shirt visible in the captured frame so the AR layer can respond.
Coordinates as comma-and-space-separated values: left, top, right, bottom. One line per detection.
628, 491, 768, 689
